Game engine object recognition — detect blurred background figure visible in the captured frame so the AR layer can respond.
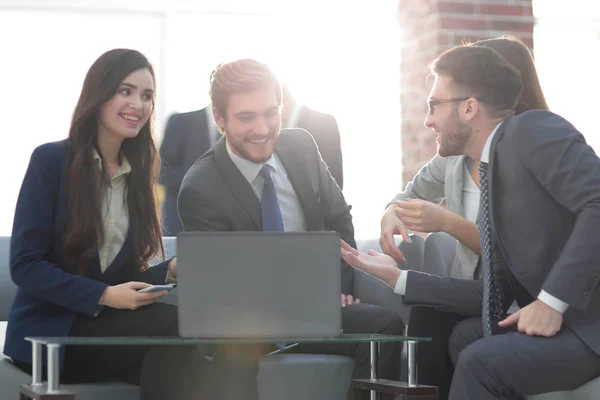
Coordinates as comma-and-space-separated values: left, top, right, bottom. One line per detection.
282, 83, 344, 189
159, 105, 219, 235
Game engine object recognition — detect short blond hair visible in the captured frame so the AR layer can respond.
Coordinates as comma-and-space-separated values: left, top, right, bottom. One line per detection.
209, 59, 282, 118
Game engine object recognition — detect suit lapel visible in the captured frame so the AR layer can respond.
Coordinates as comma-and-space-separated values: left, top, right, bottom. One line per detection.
214, 139, 262, 229
88, 255, 103, 281
275, 133, 323, 230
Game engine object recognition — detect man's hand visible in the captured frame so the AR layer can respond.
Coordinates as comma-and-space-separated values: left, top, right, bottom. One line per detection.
340, 239, 402, 288
341, 294, 361, 307
99, 282, 168, 310
380, 204, 411, 263
395, 199, 450, 233
498, 299, 563, 337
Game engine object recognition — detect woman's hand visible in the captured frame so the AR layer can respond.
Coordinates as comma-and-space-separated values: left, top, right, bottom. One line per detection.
99, 282, 167, 310
395, 199, 450, 233
340, 239, 403, 288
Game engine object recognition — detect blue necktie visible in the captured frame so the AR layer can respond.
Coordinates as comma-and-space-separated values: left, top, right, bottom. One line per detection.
259, 165, 284, 232
259, 165, 288, 350
478, 161, 504, 337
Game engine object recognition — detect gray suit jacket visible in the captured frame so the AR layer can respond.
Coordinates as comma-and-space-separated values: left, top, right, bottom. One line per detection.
392, 155, 479, 279
177, 128, 357, 294
403, 110, 600, 355
294, 105, 344, 189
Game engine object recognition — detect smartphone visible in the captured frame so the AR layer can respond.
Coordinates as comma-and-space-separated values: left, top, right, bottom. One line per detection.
138, 283, 177, 293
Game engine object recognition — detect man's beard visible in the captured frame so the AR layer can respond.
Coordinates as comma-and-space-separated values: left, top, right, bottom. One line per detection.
438, 116, 472, 157
227, 130, 276, 164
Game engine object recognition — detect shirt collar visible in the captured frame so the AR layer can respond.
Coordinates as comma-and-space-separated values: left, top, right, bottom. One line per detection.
92, 149, 132, 179
225, 140, 278, 184
480, 121, 505, 163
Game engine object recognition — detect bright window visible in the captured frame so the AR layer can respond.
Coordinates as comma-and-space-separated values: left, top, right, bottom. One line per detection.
0, 2, 401, 239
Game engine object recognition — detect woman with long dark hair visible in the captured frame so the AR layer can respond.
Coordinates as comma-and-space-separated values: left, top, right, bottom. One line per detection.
4, 49, 211, 399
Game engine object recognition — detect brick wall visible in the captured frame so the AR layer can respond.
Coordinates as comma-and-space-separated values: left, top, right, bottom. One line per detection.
397, 0, 534, 184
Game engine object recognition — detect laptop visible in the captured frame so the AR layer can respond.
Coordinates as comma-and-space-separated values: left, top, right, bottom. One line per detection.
176, 231, 342, 338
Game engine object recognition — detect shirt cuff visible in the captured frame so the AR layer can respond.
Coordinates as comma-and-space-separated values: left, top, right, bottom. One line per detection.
394, 270, 409, 295
538, 290, 569, 313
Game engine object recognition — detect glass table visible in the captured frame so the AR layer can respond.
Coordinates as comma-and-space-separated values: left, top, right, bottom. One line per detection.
21, 334, 437, 400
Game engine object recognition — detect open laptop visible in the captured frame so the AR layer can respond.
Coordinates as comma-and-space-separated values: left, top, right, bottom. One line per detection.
176, 231, 342, 338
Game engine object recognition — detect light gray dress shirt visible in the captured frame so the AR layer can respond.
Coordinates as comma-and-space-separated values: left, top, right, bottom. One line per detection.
226, 141, 307, 231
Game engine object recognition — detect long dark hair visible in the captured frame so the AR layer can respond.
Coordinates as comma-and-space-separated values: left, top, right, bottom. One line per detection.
475, 36, 549, 115
64, 48, 164, 275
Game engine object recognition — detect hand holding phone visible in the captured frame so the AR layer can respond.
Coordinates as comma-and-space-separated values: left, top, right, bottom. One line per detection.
99, 282, 174, 310
137, 283, 177, 293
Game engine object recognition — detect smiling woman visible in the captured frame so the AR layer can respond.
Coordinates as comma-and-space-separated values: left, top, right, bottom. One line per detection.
64, 49, 163, 272
0, 9, 163, 236
97, 72, 155, 175
4, 48, 222, 399
101, 79, 154, 129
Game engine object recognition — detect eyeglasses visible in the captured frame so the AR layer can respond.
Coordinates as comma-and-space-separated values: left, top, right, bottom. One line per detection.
427, 97, 480, 115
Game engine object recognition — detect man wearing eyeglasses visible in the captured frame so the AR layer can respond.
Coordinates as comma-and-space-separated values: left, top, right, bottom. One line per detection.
378, 75, 491, 400
341, 44, 600, 399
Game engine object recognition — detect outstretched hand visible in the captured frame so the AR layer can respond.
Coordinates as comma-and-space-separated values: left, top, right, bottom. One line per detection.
340, 239, 402, 288
380, 204, 411, 263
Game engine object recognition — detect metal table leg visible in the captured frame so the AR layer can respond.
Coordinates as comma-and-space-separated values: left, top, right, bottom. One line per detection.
31, 341, 43, 387
352, 340, 436, 400
47, 344, 61, 393
21, 341, 75, 399
407, 340, 418, 387
369, 341, 380, 400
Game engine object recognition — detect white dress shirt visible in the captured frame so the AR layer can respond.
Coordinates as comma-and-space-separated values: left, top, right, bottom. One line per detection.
93, 150, 131, 273
226, 142, 307, 231
93, 150, 174, 283
395, 122, 569, 314
462, 159, 480, 224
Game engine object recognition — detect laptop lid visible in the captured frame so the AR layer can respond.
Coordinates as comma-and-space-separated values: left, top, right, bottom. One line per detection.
176, 231, 342, 338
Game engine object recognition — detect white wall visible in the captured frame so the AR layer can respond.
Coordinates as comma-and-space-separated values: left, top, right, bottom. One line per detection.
0, 8, 164, 234
533, 0, 600, 151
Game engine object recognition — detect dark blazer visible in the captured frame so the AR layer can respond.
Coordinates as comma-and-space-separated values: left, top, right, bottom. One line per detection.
4, 140, 170, 368
159, 107, 214, 235
294, 105, 344, 189
177, 128, 356, 294
402, 110, 600, 354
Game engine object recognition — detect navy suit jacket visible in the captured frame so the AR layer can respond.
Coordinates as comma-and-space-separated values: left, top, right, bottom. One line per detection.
4, 140, 170, 369
159, 107, 214, 235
